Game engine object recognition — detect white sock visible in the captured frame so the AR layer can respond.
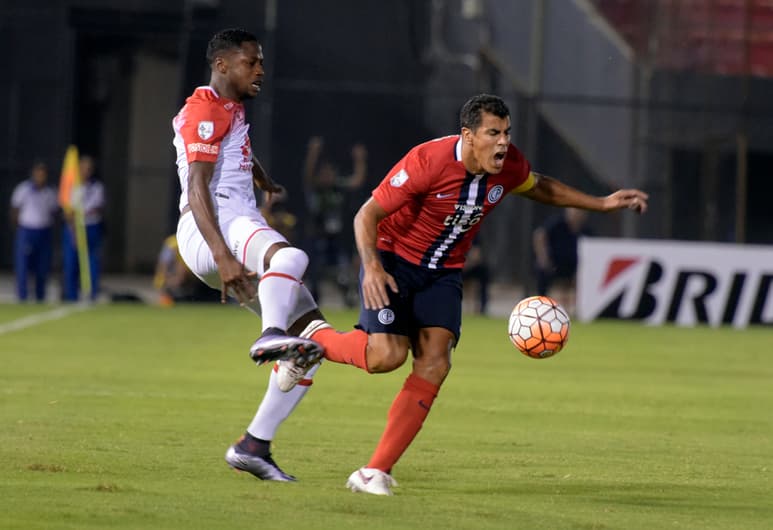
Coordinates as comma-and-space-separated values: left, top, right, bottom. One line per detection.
247, 363, 321, 440
258, 247, 309, 332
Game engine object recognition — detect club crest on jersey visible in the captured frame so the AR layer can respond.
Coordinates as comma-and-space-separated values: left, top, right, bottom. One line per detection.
389, 169, 409, 187
197, 121, 214, 140
377, 308, 395, 325
487, 184, 504, 204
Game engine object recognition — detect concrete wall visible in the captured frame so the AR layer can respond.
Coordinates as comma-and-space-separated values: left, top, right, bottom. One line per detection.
539, 0, 636, 188
125, 52, 179, 270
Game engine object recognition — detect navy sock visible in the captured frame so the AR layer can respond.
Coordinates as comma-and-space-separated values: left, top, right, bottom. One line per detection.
238, 432, 271, 457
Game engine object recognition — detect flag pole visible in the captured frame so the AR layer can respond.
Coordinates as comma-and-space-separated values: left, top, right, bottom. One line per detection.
73, 191, 92, 300
60, 145, 92, 300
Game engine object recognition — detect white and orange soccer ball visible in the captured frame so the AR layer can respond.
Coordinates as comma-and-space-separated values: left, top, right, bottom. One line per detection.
508, 295, 570, 359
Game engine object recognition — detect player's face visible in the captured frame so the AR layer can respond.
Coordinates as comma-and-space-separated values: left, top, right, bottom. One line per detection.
224, 42, 264, 100
464, 112, 511, 174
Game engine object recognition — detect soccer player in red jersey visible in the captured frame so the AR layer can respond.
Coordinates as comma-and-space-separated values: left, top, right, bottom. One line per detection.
276, 94, 648, 495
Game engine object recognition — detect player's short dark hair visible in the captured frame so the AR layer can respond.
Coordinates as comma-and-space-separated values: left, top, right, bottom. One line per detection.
460, 94, 510, 131
206, 28, 258, 65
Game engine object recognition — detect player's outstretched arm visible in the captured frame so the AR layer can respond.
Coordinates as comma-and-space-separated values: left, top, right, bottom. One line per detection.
602, 188, 649, 213
521, 173, 648, 214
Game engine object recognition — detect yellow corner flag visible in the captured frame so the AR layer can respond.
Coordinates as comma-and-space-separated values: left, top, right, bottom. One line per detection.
59, 145, 92, 300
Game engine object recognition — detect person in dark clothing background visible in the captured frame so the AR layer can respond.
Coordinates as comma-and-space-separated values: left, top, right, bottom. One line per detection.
533, 207, 591, 315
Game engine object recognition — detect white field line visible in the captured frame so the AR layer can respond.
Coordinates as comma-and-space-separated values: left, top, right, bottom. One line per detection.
0, 304, 92, 336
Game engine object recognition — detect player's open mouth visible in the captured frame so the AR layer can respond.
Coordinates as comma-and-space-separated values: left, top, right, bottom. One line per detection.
490, 152, 505, 171
251, 81, 262, 90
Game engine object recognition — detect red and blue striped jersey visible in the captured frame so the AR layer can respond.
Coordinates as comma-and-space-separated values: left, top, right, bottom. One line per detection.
372, 135, 533, 270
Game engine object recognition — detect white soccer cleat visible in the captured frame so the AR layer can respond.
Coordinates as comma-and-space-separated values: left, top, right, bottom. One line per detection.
346, 467, 398, 496
276, 359, 314, 392
298, 319, 332, 340
275, 320, 332, 392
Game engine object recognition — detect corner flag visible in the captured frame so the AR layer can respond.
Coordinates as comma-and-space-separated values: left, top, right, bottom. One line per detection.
59, 145, 92, 300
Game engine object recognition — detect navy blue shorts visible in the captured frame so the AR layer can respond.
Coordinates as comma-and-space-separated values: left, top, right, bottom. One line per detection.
357, 251, 463, 341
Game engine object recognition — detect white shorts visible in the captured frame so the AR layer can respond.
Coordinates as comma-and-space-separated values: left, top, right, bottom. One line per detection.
176, 203, 319, 324
176, 207, 287, 289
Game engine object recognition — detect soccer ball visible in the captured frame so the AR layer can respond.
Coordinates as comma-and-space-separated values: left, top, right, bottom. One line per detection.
508, 295, 570, 359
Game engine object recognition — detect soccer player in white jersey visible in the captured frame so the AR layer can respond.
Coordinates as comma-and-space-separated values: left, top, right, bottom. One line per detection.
173, 28, 327, 481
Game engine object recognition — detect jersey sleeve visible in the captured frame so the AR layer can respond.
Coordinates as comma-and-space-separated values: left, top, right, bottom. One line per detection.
505, 144, 535, 194
10, 183, 26, 208
177, 100, 232, 164
371, 147, 430, 214
512, 171, 537, 194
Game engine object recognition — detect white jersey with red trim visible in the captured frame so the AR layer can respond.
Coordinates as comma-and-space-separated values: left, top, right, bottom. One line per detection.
172, 86, 257, 214
172, 88, 318, 336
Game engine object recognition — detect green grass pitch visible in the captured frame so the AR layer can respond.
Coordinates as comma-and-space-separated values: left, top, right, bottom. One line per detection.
1, 303, 771, 529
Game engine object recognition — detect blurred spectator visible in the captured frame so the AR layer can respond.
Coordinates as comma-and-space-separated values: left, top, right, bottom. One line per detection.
62, 155, 105, 301
10, 161, 59, 302
303, 136, 367, 306
462, 236, 490, 315
153, 235, 199, 306
533, 207, 592, 314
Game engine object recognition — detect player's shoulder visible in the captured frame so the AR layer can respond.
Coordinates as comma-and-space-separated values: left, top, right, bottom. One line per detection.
409, 135, 458, 166
503, 142, 529, 173
415, 135, 458, 154
186, 86, 219, 104
15, 180, 36, 195
181, 87, 232, 118
11, 181, 31, 205
505, 142, 527, 163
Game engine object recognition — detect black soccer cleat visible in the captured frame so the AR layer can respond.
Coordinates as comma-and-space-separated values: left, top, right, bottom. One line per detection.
224, 444, 296, 482
248, 327, 324, 366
